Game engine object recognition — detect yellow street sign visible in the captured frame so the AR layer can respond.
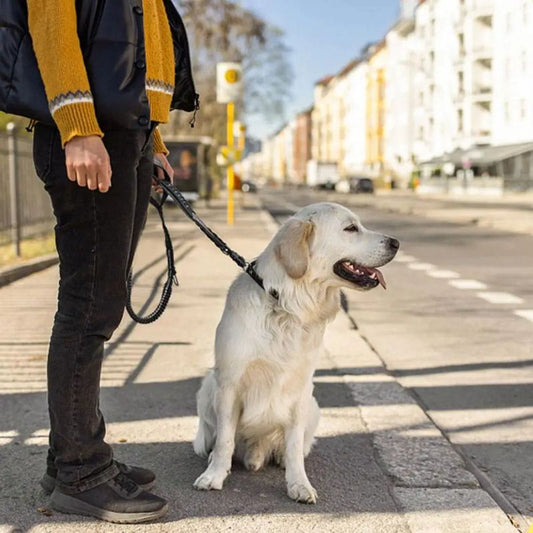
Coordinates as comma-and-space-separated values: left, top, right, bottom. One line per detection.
217, 62, 243, 104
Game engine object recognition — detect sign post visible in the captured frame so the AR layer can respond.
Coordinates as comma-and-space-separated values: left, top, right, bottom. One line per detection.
217, 62, 243, 225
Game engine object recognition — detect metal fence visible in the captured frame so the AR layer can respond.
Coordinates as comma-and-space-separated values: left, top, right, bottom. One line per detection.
0, 126, 54, 251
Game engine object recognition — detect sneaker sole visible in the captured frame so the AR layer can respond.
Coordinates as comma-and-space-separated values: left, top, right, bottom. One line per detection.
50, 491, 168, 524
40, 473, 154, 494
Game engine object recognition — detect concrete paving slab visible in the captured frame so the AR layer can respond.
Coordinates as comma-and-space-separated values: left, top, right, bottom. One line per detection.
394, 488, 518, 533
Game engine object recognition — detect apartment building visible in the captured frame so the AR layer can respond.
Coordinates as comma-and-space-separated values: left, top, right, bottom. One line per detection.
384, 17, 416, 186
343, 60, 368, 177
241, 0, 533, 190
365, 41, 387, 177
491, 0, 533, 146
311, 74, 345, 169
413, 0, 460, 160
293, 108, 312, 184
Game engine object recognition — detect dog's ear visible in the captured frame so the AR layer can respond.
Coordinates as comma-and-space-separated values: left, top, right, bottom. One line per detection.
274, 219, 314, 279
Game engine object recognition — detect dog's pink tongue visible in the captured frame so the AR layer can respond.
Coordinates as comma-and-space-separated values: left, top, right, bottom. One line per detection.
370, 268, 387, 289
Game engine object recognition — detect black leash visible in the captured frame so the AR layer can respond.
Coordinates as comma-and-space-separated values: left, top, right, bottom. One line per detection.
125, 187, 178, 324
126, 161, 273, 324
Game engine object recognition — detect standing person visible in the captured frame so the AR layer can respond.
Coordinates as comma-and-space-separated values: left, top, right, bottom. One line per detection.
0, 0, 197, 524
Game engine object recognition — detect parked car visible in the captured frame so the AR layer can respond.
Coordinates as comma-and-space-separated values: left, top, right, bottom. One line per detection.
349, 177, 374, 194
241, 180, 258, 193
317, 180, 337, 191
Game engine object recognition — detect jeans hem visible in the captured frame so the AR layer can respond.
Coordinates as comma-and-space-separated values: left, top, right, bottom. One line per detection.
55, 462, 120, 494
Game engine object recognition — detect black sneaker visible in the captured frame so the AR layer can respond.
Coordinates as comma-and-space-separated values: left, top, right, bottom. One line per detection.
49, 472, 168, 524
40, 460, 156, 494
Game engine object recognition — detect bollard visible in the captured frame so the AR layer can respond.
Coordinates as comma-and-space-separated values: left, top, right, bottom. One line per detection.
7, 122, 21, 257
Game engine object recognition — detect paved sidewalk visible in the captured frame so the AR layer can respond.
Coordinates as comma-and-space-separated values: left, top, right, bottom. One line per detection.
0, 195, 521, 532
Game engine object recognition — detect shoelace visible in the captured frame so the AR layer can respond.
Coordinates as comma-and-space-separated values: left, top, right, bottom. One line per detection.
114, 460, 131, 474
114, 472, 139, 495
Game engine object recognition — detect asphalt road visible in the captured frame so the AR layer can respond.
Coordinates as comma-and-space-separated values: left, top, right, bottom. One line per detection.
259, 187, 533, 526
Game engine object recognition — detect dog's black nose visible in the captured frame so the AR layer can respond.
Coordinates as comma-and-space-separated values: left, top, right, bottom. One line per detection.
388, 238, 400, 251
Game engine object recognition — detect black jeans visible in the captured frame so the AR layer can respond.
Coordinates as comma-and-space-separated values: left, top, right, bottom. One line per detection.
33, 123, 154, 493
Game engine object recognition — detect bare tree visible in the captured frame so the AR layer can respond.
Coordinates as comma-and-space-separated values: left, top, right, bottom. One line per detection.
166, 0, 293, 143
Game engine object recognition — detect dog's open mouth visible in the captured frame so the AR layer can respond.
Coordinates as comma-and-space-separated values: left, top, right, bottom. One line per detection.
333, 260, 386, 290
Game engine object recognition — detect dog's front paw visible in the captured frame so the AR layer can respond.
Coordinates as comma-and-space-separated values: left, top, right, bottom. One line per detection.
287, 482, 317, 504
193, 468, 228, 491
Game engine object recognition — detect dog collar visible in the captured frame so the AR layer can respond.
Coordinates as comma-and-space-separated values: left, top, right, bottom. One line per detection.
246, 261, 279, 301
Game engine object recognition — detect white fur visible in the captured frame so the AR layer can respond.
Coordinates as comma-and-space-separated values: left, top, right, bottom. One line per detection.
193, 202, 398, 503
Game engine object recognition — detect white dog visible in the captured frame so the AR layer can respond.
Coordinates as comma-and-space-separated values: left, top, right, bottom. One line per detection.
193, 202, 399, 503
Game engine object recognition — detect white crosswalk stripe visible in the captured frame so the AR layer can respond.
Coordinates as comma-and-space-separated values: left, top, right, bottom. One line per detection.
476, 292, 524, 304
514, 310, 533, 322
427, 270, 460, 279
449, 279, 488, 290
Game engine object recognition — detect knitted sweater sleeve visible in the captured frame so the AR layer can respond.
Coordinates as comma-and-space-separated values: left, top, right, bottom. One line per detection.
27, 0, 103, 147
153, 128, 169, 155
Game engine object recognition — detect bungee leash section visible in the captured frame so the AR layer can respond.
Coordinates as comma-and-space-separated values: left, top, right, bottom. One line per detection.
126, 160, 272, 325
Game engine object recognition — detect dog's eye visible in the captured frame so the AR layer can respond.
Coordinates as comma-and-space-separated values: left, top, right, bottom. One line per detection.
344, 224, 359, 233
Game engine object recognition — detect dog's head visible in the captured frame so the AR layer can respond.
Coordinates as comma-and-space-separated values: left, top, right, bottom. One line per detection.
274, 202, 399, 291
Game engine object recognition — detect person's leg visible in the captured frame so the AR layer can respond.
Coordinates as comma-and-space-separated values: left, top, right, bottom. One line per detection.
33, 124, 154, 491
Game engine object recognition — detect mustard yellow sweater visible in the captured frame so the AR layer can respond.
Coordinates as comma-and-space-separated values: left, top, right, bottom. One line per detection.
27, 0, 175, 154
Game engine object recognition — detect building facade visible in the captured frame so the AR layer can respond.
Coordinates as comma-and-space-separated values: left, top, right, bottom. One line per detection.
293, 108, 312, 184
365, 41, 387, 177
241, 0, 533, 191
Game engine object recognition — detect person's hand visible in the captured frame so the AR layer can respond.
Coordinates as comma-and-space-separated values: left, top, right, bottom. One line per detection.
153, 153, 174, 192
65, 135, 112, 193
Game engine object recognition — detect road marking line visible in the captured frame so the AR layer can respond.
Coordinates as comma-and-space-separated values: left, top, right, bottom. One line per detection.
395, 254, 417, 263
449, 279, 488, 290
427, 270, 460, 279
476, 292, 524, 304
0, 430, 18, 446
514, 310, 533, 322
408, 262, 435, 271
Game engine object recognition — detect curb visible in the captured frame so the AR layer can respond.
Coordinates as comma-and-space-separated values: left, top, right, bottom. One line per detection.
0, 253, 58, 289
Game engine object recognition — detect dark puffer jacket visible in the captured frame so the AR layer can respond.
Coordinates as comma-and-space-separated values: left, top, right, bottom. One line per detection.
0, 0, 198, 131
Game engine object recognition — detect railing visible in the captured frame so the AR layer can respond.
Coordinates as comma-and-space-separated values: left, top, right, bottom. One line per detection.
0, 125, 54, 253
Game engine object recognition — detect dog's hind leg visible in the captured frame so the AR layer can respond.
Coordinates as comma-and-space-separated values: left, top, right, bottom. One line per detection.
193, 418, 215, 458
193, 371, 217, 458
193, 385, 239, 491
303, 396, 320, 457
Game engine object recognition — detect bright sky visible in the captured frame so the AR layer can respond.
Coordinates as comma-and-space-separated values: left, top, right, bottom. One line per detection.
239, 0, 401, 139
